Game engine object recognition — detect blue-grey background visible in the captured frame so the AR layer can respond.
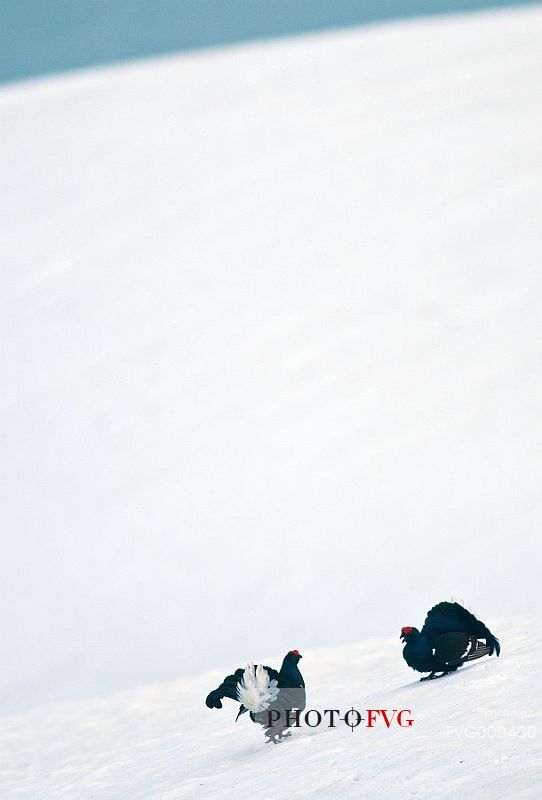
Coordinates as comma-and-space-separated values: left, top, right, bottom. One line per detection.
1, 0, 538, 84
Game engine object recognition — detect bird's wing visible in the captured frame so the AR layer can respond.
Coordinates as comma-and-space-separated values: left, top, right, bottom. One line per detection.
262, 665, 280, 682
433, 632, 473, 666
205, 668, 244, 709
421, 602, 500, 655
236, 663, 280, 713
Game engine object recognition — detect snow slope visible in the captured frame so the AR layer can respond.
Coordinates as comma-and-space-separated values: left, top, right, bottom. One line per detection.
1, 2, 542, 726
1, 621, 540, 799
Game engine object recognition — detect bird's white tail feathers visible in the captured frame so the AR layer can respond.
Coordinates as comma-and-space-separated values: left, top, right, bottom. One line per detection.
236, 663, 279, 713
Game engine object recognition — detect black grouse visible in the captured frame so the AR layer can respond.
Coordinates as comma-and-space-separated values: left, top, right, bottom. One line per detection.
401, 601, 500, 681
205, 650, 305, 743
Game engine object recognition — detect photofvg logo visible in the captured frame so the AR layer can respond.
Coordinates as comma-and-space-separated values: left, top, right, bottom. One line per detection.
253, 707, 414, 732
242, 688, 414, 742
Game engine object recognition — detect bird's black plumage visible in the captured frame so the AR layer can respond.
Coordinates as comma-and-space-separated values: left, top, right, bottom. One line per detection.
401, 602, 500, 681
205, 650, 305, 742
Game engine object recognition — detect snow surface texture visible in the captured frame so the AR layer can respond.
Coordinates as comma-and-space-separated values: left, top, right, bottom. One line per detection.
1, 2, 542, 782
1, 622, 540, 799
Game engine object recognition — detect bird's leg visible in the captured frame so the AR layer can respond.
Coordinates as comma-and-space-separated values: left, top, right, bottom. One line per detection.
421, 670, 450, 681
265, 729, 292, 744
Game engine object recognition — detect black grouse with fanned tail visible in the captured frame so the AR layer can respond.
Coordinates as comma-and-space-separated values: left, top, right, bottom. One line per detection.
205, 650, 305, 743
400, 602, 500, 681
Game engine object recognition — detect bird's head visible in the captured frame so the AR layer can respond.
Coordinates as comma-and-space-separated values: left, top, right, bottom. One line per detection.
286, 649, 302, 664
400, 626, 419, 643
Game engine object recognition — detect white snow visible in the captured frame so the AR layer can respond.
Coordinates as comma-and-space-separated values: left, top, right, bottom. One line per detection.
1, 622, 540, 799
1, 4, 542, 796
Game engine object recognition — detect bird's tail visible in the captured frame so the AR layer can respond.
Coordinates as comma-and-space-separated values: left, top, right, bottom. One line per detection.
488, 634, 501, 657
470, 629, 500, 657
236, 663, 279, 713
463, 638, 491, 662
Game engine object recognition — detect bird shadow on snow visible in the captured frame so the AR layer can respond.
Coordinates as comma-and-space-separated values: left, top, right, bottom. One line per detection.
390, 660, 497, 694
